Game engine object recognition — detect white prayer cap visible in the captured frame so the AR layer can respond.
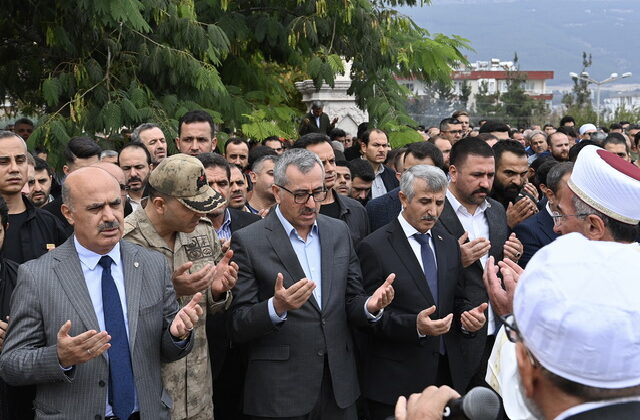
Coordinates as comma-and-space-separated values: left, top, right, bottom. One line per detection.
578, 123, 597, 135
568, 145, 640, 224
514, 233, 640, 388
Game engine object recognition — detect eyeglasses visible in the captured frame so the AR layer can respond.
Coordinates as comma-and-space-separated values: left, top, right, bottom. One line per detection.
550, 211, 589, 226
500, 314, 521, 343
276, 184, 328, 204
501, 314, 540, 366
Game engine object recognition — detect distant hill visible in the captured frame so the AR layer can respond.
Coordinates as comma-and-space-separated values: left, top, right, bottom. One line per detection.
398, 0, 639, 88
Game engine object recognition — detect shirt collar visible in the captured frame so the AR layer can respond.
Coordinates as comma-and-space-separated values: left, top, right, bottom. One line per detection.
74, 236, 121, 270
221, 208, 232, 228
446, 188, 490, 215
397, 212, 431, 239
275, 205, 319, 241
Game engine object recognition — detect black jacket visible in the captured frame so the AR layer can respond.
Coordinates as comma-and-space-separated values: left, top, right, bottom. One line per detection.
331, 191, 370, 246
8, 196, 69, 264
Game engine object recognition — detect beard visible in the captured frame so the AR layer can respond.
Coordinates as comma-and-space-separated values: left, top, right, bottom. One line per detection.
494, 180, 521, 202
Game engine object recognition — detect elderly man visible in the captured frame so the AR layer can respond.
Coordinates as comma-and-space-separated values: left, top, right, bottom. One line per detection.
484, 146, 640, 419
0, 166, 202, 420
230, 149, 395, 419
123, 155, 237, 420
358, 165, 487, 420
511, 234, 640, 419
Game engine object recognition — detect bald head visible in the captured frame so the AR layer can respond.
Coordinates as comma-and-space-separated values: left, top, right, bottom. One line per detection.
93, 162, 126, 186
62, 166, 124, 254
63, 166, 120, 209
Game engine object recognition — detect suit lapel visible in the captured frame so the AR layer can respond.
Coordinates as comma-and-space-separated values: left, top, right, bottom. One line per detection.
54, 238, 102, 334
388, 220, 434, 304
264, 212, 321, 313
121, 242, 142, 352
439, 199, 465, 239
432, 226, 453, 315
485, 201, 506, 260
318, 217, 333, 311
538, 209, 557, 241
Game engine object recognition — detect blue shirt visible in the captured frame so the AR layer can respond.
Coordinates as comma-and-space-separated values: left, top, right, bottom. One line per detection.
216, 209, 232, 242
74, 237, 138, 417
268, 206, 383, 323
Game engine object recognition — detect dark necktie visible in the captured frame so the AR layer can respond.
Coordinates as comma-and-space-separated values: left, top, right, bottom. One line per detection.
413, 233, 438, 305
99, 255, 135, 420
413, 233, 445, 354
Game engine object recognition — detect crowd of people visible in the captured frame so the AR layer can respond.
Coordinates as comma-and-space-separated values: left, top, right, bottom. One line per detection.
0, 104, 638, 420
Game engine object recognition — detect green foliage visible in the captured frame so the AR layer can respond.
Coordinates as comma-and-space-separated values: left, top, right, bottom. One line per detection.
0, 0, 469, 168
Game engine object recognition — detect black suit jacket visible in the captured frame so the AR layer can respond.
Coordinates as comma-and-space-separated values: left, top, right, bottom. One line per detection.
208, 208, 261, 378
512, 207, 558, 268
366, 187, 401, 232
229, 211, 371, 417
437, 196, 509, 378
298, 112, 334, 136
566, 401, 640, 419
331, 191, 370, 245
379, 165, 399, 194
357, 220, 471, 404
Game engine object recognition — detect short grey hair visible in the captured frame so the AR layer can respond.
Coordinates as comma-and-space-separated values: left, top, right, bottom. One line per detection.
100, 150, 118, 160
61, 181, 73, 210
131, 123, 161, 143
400, 164, 448, 201
252, 154, 280, 174
527, 130, 547, 142
311, 101, 324, 110
274, 149, 323, 187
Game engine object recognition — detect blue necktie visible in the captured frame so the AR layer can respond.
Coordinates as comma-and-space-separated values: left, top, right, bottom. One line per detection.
413, 233, 445, 354
99, 255, 135, 420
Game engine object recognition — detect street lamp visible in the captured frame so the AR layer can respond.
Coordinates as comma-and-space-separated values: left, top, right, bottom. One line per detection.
569, 71, 633, 127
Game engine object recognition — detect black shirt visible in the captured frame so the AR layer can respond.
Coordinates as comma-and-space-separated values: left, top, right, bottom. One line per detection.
320, 200, 341, 219
5, 211, 29, 263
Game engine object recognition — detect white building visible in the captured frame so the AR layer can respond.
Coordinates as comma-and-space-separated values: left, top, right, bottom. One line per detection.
397, 58, 554, 109
602, 94, 640, 121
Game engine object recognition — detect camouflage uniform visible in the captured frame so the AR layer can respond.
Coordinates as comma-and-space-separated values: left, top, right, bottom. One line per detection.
124, 208, 231, 420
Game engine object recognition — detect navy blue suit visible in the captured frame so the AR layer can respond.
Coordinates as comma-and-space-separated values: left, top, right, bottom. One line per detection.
512, 207, 558, 268
366, 187, 401, 232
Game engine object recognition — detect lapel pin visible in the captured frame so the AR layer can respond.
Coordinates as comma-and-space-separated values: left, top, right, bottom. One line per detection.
134, 262, 139, 268
437, 235, 443, 241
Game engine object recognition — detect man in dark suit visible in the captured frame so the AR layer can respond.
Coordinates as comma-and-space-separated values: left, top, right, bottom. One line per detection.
298, 101, 338, 136
437, 138, 523, 388
513, 162, 572, 267
196, 153, 261, 420
0, 167, 202, 420
366, 142, 444, 232
230, 149, 395, 419
357, 165, 488, 420
360, 129, 398, 199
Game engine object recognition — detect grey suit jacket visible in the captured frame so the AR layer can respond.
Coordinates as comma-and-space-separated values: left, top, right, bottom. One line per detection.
230, 210, 370, 417
0, 238, 193, 420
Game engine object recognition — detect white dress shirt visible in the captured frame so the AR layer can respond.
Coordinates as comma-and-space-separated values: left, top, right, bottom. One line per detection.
446, 188, 497, 335
370, 162, 388, 199
397, 212, 437, 272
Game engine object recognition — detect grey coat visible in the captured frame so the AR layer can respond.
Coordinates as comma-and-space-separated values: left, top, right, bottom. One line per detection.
0, 238, 193, 420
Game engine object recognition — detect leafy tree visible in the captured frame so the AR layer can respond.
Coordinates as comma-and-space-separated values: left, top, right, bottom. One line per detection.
0, 0, 470, 168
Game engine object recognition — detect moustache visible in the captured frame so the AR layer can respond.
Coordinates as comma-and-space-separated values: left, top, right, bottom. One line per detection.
420, 215, 437, 222
472, 187, 490, 195
301, 207, 317, 215
128, 176, 142, 184
98, 221, 120, 231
